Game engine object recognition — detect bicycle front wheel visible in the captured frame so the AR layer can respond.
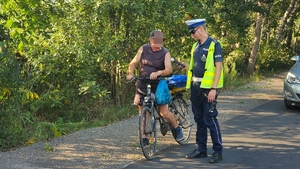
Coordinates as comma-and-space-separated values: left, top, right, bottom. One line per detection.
139, 106, 157, 160
169, 96, 193, 145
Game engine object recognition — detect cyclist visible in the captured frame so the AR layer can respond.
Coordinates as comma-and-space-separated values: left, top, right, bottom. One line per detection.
126, 30, 184, 148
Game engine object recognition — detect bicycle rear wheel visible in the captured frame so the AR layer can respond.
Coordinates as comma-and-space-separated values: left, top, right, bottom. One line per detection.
169, 96, 193, 145
139, 106, 157, 160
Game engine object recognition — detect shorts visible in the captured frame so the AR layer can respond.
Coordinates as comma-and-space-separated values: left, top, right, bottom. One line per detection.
134, 79, 159, 106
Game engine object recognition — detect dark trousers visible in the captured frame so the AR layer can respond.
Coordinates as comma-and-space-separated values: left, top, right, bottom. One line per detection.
190, 82, 223, 154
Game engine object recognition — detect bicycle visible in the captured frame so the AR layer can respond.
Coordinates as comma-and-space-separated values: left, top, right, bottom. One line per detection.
128, 76, 193, 160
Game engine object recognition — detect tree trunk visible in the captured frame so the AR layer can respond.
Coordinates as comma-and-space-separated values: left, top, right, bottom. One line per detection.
110, 60, 116, 103
109, 6, 124, 106
286, 17, 294, 47
247, 7, 264, 75
275, 0, 300, 45
115, 61, 121, 106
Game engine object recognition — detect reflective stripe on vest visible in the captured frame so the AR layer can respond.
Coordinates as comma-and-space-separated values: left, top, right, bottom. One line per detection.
186, 42, 198, 89
186, 41, 224, 89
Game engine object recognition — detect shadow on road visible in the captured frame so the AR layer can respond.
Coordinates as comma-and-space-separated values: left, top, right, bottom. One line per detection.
124, 100, 300, 169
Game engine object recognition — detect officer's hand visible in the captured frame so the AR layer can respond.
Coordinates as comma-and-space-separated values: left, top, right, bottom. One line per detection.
207, 90, 217, 103
177, 63, 186, 69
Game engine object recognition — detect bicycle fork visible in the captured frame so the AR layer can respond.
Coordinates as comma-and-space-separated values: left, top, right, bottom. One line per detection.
141, 106, 156, 135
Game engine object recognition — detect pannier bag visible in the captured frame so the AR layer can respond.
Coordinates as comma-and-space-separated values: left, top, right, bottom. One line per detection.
167, 75, 187, 88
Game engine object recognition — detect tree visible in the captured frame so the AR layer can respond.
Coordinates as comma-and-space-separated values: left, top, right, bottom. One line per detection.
275, 0, 300, 45
247, 1, 264, 75
1, 0, 300, 150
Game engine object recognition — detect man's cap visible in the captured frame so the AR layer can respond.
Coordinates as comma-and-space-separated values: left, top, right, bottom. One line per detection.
150, 30, 164, 38
185, 19, 206, 29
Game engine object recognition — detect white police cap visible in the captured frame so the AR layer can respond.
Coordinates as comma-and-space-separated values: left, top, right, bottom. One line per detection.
185, 19, 206, 29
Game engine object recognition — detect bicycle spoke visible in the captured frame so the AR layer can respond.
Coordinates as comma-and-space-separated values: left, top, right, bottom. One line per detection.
169, 96, 193, 145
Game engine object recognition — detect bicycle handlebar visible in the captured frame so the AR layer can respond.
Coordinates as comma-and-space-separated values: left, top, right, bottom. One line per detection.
171, 58, 186, 68
127, 76, 166, 83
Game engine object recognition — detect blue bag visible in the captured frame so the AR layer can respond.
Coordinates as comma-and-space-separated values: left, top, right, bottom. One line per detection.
167, 75, 187, 88
155, 79, 172, 105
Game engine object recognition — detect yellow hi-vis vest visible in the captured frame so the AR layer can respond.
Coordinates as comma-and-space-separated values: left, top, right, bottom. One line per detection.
186, 41, 224, 89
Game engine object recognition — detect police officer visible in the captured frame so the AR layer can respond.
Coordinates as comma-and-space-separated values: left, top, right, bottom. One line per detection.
182, 19, 224, 163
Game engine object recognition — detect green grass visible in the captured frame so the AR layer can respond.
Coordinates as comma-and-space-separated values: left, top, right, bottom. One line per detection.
0, 100, 138, 151
222, 69, 285, 91
49, 103, 138, 141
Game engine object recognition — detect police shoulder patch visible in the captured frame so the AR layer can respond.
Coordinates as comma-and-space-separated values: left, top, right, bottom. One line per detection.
211, 38, 219, 44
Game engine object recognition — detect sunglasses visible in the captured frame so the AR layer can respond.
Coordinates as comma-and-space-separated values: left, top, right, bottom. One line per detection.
189, 27, 200, 34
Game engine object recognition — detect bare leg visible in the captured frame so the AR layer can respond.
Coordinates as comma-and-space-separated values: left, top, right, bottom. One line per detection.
159, 105, 178, 128
138, 106, 149, 138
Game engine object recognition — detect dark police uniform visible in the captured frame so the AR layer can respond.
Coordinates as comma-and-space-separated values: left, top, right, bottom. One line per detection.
190, 36, 223, 154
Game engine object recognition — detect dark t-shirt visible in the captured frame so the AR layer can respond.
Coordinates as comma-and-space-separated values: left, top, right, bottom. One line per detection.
193, 37, 223, 78
136, 44, 169, 94
138, 44, 169, 77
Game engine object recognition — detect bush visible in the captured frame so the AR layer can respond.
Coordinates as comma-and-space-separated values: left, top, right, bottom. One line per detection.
257, 44, 293, 73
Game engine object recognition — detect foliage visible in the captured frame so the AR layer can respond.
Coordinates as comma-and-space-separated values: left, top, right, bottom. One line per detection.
0, 0, 299, 150
43, 143, 54, 151
256, 44, 293, 73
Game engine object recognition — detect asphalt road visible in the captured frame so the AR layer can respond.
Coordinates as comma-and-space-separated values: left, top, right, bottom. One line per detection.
123, 100, 300, 169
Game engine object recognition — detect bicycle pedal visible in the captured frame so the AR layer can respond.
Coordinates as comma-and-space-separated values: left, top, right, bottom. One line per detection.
160, 123, 168, 136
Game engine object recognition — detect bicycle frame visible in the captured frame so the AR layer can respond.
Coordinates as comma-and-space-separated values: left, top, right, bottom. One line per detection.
128, 76, 192, 159
142, 82, 171, 136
